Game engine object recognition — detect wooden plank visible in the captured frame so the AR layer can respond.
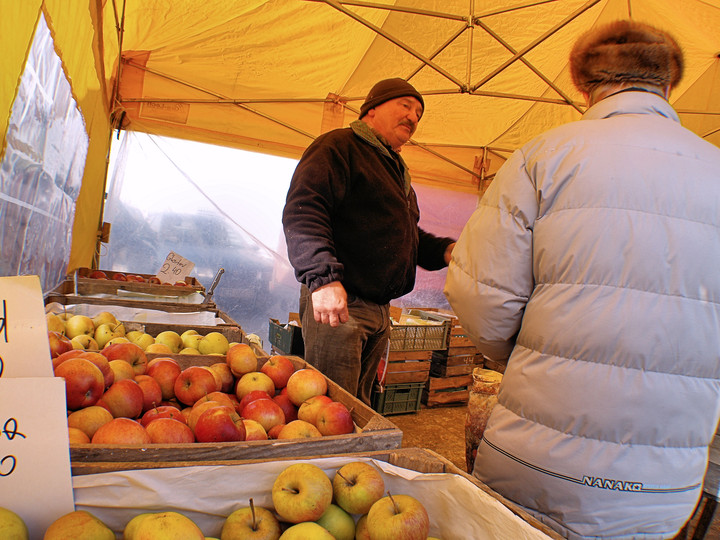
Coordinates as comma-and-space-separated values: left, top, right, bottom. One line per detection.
387, 360, 431, 373
483, 357, 508, 374
44, 293, 217, 313
385, 370, 430, 384
426, 374, 472, 391
449, 335, 475, 347
388, 350, 432, 361
422, 388, 470, 406
447, 345, 478, 356
431, 363, 473, 377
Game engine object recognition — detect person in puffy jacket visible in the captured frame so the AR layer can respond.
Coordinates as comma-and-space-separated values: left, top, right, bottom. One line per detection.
444, 20, 720, 539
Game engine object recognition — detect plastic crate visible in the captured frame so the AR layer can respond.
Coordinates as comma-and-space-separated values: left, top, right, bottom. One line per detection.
389, 310, 451, 351
371, 382, 424, 415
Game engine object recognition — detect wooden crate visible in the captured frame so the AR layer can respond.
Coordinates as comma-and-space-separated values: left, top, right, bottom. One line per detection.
448, 325, 475, 348
383, 350, 432, 384
44, 292, 217, 314
54, 268, 206, 295
71, 448, 563, 539
69, 356, 403, 465
422, 374, 472, 407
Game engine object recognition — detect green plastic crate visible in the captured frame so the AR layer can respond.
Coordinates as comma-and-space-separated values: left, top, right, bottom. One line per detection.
371, 382, 424, 415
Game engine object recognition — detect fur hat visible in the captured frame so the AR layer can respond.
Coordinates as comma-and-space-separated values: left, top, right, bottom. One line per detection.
570, 20, 684, 94
359, 78, 424, 118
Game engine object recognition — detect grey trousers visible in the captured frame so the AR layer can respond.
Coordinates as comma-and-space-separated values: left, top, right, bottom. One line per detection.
299, 285, 390, 405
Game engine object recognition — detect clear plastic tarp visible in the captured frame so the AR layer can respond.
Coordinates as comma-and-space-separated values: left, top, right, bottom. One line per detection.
0, 14, 88, 291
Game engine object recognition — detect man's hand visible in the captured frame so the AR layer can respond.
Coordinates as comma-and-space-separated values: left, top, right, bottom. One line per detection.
311, 282, 350, 327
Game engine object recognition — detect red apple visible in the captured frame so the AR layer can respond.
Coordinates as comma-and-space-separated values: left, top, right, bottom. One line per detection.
174, 281, 189, 287
226, 343, 258, 377
193, 406, 246, 442
260, 355, 295, 389
277, 419, 323, 439
111, 272, 128, 281
147, 276, 162, 284
197, 391, 237, 410
174, 366, 219, 406
242, 419, 268, 441
208, 362, 235, 393
242, 398, 285, 433
203, 366, 223, 392
135, 374, 163, 413
146, 358, 182, 400
52, 349, 85, 370
273, 394, 298, 423
315, 401, 354, 435
98, 378, 144, 418
235, 371, 275, 401
88, 270, 108, 279
267, 424, 285, 439
48, 331, 73, 358
91, 418, 151, 444
77, 351, 115, 389
145, 417, 195, 443
126, 274, 145, 282
140, 405, 188, 427
187, 400, 226, 432
298, 394, 333, 426
68, 427, 90, 444
238, 390, 273, 415
285, 368, 328, 406
101, 342, 148, 375
54, 357, 105, 410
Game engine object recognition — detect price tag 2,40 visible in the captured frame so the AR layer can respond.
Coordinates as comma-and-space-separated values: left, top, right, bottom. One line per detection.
156, 251, 195, 285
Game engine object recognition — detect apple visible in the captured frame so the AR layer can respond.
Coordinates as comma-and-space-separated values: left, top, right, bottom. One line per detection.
54, 357, 105, 410
48, 330, 73, 358
130, 332, 155, 351
333, 461, 385, 515
198, 331, 230, 355
242, 419, 269, 441
123, 511, 204, 540
52, 349, 84, 369
238, 389, 273, 415
146, 358, 182, 400
242, 398, 285, 433
145, 417, 195, 443
91, 311, 119, 328
64, 314, 95, 339
355, 514, 370, 540
366, 493, 430, 540
147, 276, 162, 284
98, 378, 144, 418
193, 405, 246, 442
154, 330, 183, 353
181, 331, 203, 351
315, 401, 354, 436
226, 343, 258, 377
197, 391, 236, 410
235, 371, 275, 401
94, 322, 125, 349
220, 499, 281, 540
135, 374, 163, 412
174, 280, 189, 286
277, 419, 322, 440
102, 342, 148, 375
179, 347, 201, 355
111, 271, 128, 281
105, 336, 131, 347
126, 330, 144, 342
67, 405, 114, 439
108, 359, 137, 382
145, 342, 174, 354
260, 354, 295, 389
297, 395, 333, 426
126, 274, 145, 282
71, 334, 100, 351
0, 507, 28, 540
88, 270, 108, 279
315, 503, 356, 540
208, 362, 234, 393
273, 394, 298, 423
174, 366, 218, 406
187, 400, 226, 432
267, 424, 285, 439
140, 405, 188, 427
272, 462, 333, 523
77, 351, 114, 389
278, 522, 334, 539
46, 312, 66, 334
285, 369, 327, 406
43, 510, 114, 540
68, 426, 91, 444
91, 417, 151, 444
203, 366, 223, 392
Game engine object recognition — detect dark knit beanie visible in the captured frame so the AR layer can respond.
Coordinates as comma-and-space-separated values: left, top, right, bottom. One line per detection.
570, 20, 684, 94
359, 78, 424, 118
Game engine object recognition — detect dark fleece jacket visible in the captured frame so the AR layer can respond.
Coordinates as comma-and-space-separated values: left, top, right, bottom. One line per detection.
282, 124, 453, 306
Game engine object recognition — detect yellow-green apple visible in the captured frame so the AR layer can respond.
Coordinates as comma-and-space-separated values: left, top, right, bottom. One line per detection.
77, 351, 114, 389
67, 405, 114, 439
48, 330, 74, 358
102, 342, 148, 375
71, 334, 100, 351
179, 347, 201, 355
54, 357, 105, 410
140, 405, 187, 427
91, 417, 151, 444
126, 330, 144, 343
146, 358, 182, 400
108, 359, 136, 382
272, 463, 333, 523
131, 332, 155, 351
208, 362, 234, 393
273, 394, 298, 423
279, 522, 334, 539
97, 378, 144, 418
332, 461, 385, 515
220, 499, 280, 540
181, 331, 204, 351
105, 336, 131, 347
145, 417, 195, 443
94, 323, 124, 349
135, 374, 163, 412
57, 311, 73, 322
91, 311, 119, 328
68, 426, 90, 444
261, 355, 295, 389
145, 342, 174, 354
297, 395, 333, 426
238, 390, 273, 415
235, 372, 275, 401
242, 418, 269, 441
277, 419, 322, 440
193, 405, 246, 442
267, 424, 285, 439
226, 343, 258, 377
366, 493, 430, 540
64, 314, 95, 339
315, 401, 354, 436
46, 312, 66, 334
52, 349, 84, 369
174, 366, 218, 406
43, 510, 114, 540
123, 511, 204, 540
0, 506, 29, 540
355, 514, 370, 540
242, 398, 285, 433
315, 503, 355, 540
198, 331, 230, 355
285, 369, 327, 406
154, 330, 183, 353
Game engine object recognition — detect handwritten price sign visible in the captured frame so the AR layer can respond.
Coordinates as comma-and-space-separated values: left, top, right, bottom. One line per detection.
156, 251, 195, 285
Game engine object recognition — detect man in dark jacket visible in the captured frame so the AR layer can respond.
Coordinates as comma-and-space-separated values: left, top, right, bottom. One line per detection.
282, 78, 455, 404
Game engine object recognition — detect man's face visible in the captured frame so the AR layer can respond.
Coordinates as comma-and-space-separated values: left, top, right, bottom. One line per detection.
365, 96, 423, 151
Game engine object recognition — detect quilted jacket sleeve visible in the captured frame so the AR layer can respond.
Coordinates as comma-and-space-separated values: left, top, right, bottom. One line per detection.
444, 149, 538, 361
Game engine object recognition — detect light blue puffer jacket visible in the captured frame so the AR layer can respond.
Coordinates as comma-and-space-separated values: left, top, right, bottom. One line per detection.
445, 90, 720, 539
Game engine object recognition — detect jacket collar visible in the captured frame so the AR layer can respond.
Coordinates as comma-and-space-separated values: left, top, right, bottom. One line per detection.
582, 90, 680, 124
350, 120, 412, 195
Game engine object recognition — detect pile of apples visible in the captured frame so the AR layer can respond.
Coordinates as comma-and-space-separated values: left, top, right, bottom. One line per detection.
84, 269, 189, 286
0, 460, 438, 539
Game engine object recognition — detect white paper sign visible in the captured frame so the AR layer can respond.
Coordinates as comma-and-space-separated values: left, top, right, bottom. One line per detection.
0, 377, 75, 539
0, 275, 53, 378
156, 251, 195, 285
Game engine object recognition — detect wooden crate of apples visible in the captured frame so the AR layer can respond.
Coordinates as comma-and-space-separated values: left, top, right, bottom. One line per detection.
46, 310, 402, 465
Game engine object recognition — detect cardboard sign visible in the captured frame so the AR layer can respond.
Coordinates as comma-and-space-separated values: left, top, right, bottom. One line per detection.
0, 377, 75, 538
156, 251, 195, 285
0, 275, 53, 378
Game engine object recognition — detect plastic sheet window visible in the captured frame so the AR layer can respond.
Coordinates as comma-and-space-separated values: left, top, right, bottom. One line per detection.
0, 14, 88, 291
